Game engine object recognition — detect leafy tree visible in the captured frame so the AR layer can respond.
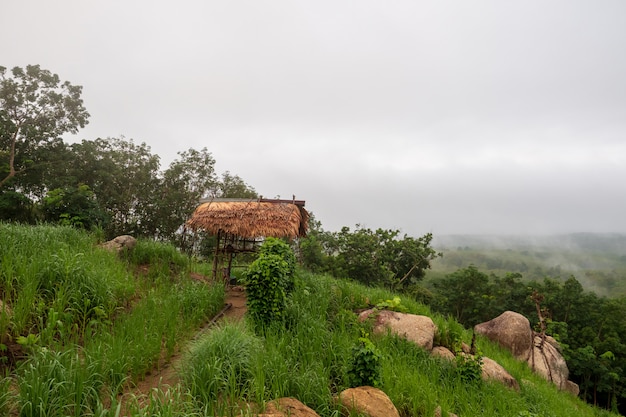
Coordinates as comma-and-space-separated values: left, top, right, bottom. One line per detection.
41, 184, 108, 230
432, 265, 492, 326
68, 137, 160, 238
216, 171, 257, 198
300, 223, 440, 289
299, 215, 338, 272
0, 65, 89, 188
0, 190, 35, 222
155, 147, 219, 241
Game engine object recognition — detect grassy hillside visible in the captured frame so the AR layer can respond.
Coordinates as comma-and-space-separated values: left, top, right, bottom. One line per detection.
0, 224, 619, 416
428, 234, 626, 297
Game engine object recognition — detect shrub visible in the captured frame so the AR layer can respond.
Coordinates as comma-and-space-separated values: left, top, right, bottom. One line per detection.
244, 239, 298, 328
348, 332, 382, 388
456, 353, 483, 385
244, 254, 288, 327
258, 237, 297, 295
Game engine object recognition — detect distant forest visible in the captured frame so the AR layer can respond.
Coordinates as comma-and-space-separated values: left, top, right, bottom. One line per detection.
429, 233, 626, 297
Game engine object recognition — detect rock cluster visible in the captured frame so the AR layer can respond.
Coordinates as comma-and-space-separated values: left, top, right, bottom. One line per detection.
474, 311, 579, 394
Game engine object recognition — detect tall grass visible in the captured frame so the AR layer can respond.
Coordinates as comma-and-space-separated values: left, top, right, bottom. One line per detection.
1, 224, 618, 416
85, 279, 225, 389
17, 348, 104, 417
178, 269, 617, 417
123, 239, 190, 279
0, 223, 135, 342
1, 224, 226, 415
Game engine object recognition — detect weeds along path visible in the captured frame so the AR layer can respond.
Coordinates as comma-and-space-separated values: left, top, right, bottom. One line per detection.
122, 283, 247, 410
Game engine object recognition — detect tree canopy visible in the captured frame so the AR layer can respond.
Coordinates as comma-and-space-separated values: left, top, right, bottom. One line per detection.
0, 65, 89, 188
0, 65, 257, 239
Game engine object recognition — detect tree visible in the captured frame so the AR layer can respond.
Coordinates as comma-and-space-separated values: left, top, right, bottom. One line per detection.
216, 171, 257, 198
68, 137, 160, 238
316, 225, 440, 288
0, 65, 89, 188
432, 265, 492, 326
154, 147, 219, 241
41, 184, 108, 230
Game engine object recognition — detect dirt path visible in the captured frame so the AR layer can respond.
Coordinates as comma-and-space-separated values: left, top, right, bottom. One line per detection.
121, 285, 247, 411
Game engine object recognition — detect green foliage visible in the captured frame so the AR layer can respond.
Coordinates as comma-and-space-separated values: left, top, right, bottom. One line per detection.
68, 137, 161, 239
0, 65, 90, 189
375, 296, 408, 313
85, 279, 225, 387
300, 223, 441, 289
217, 170, 257, 198
243, 238, 298, 329
432, 265, 492, 327
244, 254, 288, 328
348, 332, 382, 388
0, 223, 135, 340
0, 190, 34, 222
434, 315, 465, 353
41, 184, 108, 230
123, 238, 189, 276
17, 348, 103, 417
182, 323, 262, 405
259, 237, 297, 295
152, 147, 219, 242
455, 353, 483, 385
0, 222, 621, 416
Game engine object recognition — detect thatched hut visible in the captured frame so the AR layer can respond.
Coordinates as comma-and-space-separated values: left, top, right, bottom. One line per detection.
186, 198, 309, 280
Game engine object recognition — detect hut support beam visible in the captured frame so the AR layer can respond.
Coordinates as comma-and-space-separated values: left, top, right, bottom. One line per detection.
212, 229, 221, 281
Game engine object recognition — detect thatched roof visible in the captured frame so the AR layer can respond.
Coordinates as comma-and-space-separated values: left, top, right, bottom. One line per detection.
186, 199, 309, 239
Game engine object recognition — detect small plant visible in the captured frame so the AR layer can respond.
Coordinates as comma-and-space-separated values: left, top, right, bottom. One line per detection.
456, 353, 483, 385
348, 331, 382, 388
375, 296, 408, 313
435, 315, 465, 353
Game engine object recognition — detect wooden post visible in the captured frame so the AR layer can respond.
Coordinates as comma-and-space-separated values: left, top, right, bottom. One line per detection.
212, 229, 221, 281
226, 251, 234, 285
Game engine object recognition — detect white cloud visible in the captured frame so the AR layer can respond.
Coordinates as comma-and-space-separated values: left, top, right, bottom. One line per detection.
2, 0, 626, 235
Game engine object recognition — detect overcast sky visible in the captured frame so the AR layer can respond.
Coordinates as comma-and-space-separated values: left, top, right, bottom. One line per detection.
2, 1, 626, 236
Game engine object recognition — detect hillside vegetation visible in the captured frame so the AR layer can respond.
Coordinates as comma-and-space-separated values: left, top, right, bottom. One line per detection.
0, 224, 619, 417
429, 234, 626, 297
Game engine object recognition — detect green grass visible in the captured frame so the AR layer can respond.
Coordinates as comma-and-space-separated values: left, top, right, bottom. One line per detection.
0, 224, 226, 416
0, 224, 619, 417
0, 223, 135, 343
175, 270, 617, 417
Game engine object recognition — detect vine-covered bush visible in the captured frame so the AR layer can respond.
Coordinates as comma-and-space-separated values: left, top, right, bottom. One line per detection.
244, 238, 298, 328
258, 237, 297, 295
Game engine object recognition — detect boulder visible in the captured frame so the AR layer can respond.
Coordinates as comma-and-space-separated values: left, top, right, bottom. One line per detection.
474, 311, 533, 360
528, 335, 569, 390
359, 309, 437, 351
475, 312, 572, 392
481, 356, 520, 391
564, 380, 580, 397
260, 398, 320, 417
338, 386, 400, 417
431, 346, 455, 361
100, 235, 137, 253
